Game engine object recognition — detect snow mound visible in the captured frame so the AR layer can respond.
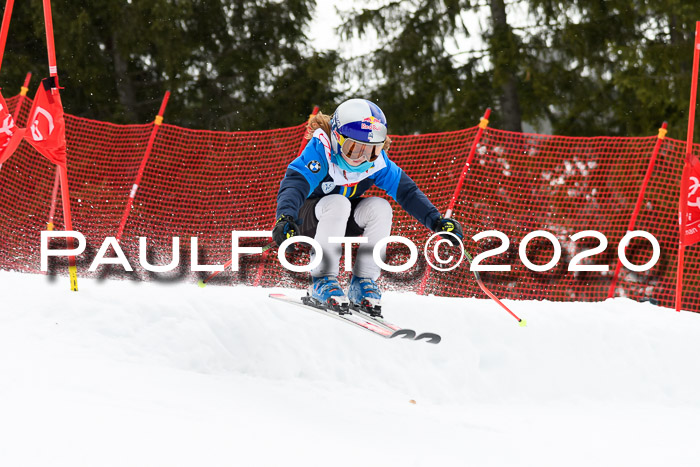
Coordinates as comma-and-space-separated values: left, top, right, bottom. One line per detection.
2, 271, 700, 467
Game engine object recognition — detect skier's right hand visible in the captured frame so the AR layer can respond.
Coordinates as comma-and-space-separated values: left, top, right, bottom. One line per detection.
272, 215, 300, 246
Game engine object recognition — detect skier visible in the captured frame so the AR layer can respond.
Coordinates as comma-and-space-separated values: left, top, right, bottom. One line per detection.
272, 98, 463, 315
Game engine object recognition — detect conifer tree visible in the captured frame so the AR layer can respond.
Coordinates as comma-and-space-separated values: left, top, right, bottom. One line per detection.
0, 0, 339, 130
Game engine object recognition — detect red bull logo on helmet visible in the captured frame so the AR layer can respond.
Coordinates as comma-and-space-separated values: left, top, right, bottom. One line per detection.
361, 116, 384, 131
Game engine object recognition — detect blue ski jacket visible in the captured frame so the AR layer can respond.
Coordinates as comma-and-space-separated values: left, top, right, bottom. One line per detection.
275, 128, 441, 230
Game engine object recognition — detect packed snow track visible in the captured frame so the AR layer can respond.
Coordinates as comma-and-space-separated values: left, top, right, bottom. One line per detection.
1, 271, 700, 466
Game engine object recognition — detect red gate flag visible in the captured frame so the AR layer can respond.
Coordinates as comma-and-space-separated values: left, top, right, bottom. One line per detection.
0, 91, 26, 164
24, 76, 66, 167
684, 155, 700, 246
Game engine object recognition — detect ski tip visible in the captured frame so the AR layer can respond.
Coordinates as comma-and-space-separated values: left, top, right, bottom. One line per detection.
197, 280, 207, 288
390, 329, 416, 340
414, 332, 441, 344
519, 319, 527, 327
269, 293, 286, 299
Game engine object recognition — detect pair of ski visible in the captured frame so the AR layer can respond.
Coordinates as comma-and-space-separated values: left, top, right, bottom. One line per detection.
269, 293, 441, 344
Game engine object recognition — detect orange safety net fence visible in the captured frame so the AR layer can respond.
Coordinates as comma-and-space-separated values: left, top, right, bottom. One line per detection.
0, 93, 697, 312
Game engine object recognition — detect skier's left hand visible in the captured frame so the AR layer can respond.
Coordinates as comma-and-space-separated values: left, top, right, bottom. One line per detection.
433, 217, 464, 246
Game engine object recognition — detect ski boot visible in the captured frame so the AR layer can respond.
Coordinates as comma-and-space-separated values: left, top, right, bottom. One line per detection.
348, 275, 382, 318
303, 275, 350, 314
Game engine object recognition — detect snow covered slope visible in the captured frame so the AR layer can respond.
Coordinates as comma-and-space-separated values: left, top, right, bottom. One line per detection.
1, 270, 700, 466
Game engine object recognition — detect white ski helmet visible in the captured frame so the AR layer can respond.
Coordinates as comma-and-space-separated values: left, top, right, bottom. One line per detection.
330, 99, 388, 160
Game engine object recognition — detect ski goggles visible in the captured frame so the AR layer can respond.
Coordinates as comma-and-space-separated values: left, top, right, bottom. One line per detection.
338, 134, 384, 162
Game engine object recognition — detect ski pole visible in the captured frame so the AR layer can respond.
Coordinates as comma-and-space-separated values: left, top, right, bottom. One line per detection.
463, 247, 527, 327
418, 108, 490, 295
198, 241, 277, 287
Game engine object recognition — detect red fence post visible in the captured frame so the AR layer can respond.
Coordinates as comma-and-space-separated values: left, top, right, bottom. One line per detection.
0, 0, 15, 74
677, 21, 700, 312
607, 122, 667, 298
116, 91, 170, 242
37, 0, 78, 290
446, 108, 491, 218
418, 108, 491, 295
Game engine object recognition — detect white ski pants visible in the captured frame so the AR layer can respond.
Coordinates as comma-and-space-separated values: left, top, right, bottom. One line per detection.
310, 195, 393, 280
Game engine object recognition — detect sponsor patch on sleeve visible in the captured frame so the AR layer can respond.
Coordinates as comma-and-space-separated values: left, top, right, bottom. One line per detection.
307, 160, 321, 173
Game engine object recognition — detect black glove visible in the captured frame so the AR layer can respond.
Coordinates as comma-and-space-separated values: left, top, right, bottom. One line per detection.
272, 215, 300, 246
433, 217, 464, 246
